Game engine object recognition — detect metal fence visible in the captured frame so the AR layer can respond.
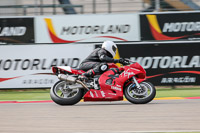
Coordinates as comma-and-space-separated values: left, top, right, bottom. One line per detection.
0, 0, 200, 16
0, 4, 83, 16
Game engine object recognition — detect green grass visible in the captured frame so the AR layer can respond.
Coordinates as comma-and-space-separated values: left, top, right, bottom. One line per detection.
0, 87, 200, 101
156, 87, 200, 98
0, 89, 50, 101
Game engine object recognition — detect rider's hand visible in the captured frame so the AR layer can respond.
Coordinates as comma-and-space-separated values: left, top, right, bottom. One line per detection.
123, 59, 129, 65
114, 58, 129, 65
117, 58, 129, 65
118, 58, 125, 64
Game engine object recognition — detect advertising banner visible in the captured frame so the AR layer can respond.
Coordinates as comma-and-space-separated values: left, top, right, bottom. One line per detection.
35, 14, 140, 43
118, 41, 200, 85
0, 44, 94, 88
140, 12, 200, 41
0, 17, 34, 43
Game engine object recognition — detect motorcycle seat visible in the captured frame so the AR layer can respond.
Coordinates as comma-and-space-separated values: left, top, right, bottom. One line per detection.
73, 68, 82, 70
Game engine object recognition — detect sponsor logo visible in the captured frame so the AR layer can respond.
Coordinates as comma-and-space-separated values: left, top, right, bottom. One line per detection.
111, 86, 121, 91
44, 18, 128, 43
101, 91, 105, 97
0, 73, 53, 83
130, 56, 200, 69
0, 58, 80, 71
161, 76, 196, 83
0, 18, 34, 43
162, 22, 200, 32
145, 15, 200, 40
147, 70, 200, 79
108, 93, 117, 96
61, 25, 130, 35
116, 84, 121, 87
22, 79, 54, 85
123, 69, 135, 78
0, 27, 26, 36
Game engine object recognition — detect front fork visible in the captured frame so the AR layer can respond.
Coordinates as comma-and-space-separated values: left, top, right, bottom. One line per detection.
132, 76, 142, 90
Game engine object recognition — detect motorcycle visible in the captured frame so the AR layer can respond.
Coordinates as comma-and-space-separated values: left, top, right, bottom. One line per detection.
50, 59, 156, 105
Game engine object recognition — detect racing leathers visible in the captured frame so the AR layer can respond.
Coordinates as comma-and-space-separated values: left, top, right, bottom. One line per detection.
79, 48, 121, 78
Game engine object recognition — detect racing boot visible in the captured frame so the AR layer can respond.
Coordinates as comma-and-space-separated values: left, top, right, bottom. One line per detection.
79, 69, 95, 81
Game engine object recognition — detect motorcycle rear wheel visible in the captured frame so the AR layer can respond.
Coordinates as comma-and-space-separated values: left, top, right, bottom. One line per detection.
124, 82, 156, 104
50, 80, 84, 105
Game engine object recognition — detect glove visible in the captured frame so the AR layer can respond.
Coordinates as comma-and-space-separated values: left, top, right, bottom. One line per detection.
118, 58, 125, 64
114, 58, 129, 65
114, 58, 123, 64
117, 58, 129, 65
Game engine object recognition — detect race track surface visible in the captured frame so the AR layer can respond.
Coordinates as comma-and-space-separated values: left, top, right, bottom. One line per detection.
0, 99, 200, 133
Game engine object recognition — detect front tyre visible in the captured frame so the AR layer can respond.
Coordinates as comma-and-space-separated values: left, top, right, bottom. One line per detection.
50, 80, 84, 105
124, 82, 156, 104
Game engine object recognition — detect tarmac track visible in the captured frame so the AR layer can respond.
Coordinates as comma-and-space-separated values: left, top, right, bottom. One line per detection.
0, 99, 200, 133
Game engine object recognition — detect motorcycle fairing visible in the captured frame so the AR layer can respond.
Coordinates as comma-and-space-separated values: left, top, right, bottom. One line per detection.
84, 89, 123, 101
129, 63, 146, 79
116, 63, 146, 84
84, 69, 124, 101
83, 63, 146, 101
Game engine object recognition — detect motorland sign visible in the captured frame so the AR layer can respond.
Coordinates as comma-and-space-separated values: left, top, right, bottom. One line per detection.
0, 44, 94, 88
0, 18, 34, 43
140, 12, 200, 41
35, 14, 140, 43
118, 41, 200, 85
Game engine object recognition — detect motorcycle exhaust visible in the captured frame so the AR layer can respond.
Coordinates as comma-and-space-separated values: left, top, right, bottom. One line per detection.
58, 74, 77, 83
67, 83, 85, 89
58, 74, 89, 91
76, 80, 90, 91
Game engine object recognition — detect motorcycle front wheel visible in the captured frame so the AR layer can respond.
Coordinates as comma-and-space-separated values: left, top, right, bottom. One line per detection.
124, 82, 156, 104
50, 80, 84, 105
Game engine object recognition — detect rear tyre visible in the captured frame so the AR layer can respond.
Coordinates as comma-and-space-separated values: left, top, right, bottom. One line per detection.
124, 82, 156, 104
50, 80, 84, 105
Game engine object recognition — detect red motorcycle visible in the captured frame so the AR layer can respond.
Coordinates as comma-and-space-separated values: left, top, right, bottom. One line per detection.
50, 59, 156, 105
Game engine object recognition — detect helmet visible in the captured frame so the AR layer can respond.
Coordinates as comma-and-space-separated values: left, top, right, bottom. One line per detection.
102, 41, 117, 58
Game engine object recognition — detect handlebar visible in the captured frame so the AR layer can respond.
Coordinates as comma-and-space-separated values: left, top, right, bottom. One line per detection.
123, 58, 136, 65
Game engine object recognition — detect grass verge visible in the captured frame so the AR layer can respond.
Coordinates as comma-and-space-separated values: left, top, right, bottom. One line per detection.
0, 89, 50, 101
0, 87, 200, 101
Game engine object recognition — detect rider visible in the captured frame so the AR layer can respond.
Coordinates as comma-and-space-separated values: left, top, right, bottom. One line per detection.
79, 40, 125, 80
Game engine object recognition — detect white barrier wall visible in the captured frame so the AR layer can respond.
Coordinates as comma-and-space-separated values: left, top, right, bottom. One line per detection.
35, 14, 140, 43
0, 44, 94, 88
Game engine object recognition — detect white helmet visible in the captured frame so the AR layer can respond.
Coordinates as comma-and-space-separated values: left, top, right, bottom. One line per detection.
102, 41, 117, 58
